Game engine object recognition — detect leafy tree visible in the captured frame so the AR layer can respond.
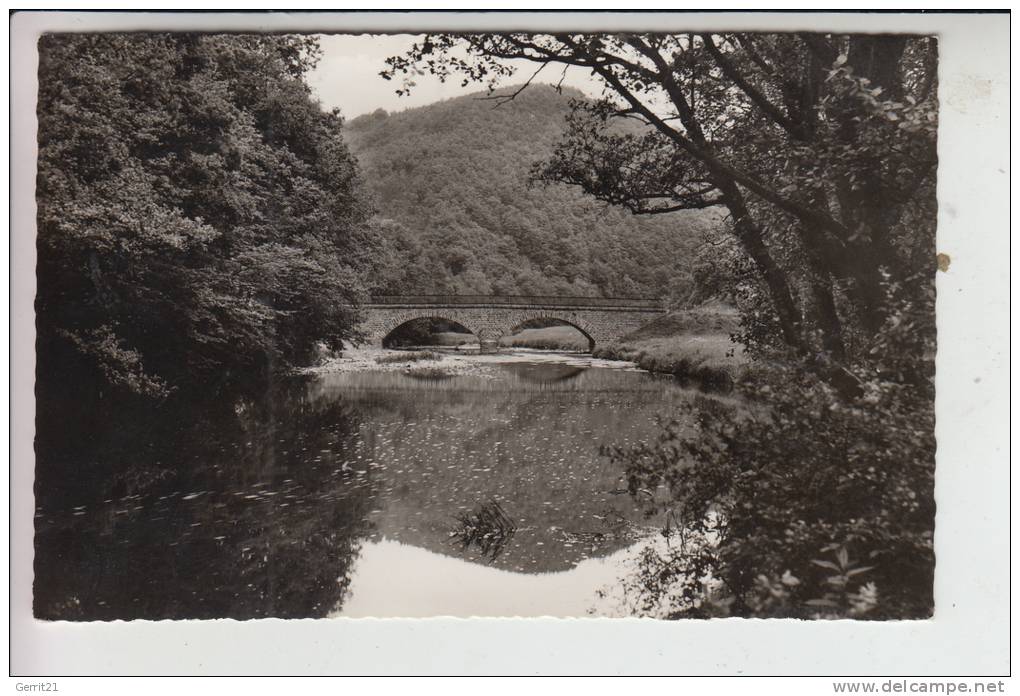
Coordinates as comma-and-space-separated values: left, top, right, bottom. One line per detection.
36, 33, 376, 405
384, 33, 938, 618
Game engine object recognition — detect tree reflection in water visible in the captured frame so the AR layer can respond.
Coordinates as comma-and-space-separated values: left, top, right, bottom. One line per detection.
34, 378, 376, 621
500, 363, 587, 384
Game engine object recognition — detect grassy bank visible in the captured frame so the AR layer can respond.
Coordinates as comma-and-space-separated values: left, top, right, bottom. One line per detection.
593, 301, 747, 391
499, 325, 590, 351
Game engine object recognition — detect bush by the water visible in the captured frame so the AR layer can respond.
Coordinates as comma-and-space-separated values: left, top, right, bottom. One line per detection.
606, 360, 935, 619
375, 350, 443, 364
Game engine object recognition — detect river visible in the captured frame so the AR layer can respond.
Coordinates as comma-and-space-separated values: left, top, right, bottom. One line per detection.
33, 351, 713, 620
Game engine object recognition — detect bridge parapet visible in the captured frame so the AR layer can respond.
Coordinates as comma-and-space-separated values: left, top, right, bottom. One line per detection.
367, 295, 663, 311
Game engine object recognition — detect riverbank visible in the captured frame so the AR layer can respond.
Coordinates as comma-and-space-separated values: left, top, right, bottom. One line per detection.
303, 346, 495, 378
302, 345, 647, 378
592, 301, 748, 391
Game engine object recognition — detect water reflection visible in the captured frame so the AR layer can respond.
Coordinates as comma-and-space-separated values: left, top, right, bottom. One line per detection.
307, 365, 697, 576
337, 538, 651, 619
34, 385, 376, 621
34, 357, 704, 620
502, 363, 587, 384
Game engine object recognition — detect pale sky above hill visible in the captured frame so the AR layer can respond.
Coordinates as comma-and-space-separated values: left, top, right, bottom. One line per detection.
307, 33, 602, 120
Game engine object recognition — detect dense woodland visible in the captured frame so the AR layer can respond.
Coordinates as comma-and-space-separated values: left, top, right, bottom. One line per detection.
345, 85, 722, 301
36, 34, 377, 404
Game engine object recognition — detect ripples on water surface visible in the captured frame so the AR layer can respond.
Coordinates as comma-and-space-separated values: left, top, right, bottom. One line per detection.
34, 355, 709, 619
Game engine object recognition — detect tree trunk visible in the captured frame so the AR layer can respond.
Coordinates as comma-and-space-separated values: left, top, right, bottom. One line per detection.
723, 186, 807, 355
828, 35, 911, 335
804, 242, 847, 362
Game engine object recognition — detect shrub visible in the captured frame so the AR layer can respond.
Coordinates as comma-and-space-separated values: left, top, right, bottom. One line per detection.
374, 350, 443, 364
604, 362, 935, 619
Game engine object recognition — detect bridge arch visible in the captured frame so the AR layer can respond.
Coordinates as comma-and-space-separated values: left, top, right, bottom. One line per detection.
377, 312, 482, 348
503, 314, 597, 352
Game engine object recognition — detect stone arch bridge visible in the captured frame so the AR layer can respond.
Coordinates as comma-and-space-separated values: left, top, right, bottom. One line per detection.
359, 295, 665, 352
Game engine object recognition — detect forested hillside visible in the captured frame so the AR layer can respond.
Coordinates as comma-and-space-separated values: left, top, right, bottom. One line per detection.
345, 85, 722, 301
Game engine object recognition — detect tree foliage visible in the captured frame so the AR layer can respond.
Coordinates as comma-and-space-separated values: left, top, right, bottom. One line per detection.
606, 356, 935, 618
36, 33, 376, 403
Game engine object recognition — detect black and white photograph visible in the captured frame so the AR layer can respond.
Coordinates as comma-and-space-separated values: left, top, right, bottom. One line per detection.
10, 8, 1010, 678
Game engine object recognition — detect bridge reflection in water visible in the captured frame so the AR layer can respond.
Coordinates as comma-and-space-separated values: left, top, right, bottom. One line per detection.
306, 362, 699, 581
360, 295, 666, 352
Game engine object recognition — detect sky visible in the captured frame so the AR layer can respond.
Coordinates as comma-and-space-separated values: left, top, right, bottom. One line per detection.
306, 34, 603, 120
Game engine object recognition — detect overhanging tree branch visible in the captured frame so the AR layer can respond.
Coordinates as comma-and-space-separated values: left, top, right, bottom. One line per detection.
479, 61, 549, 106
700, 34, 803, 138
592, 37, 851, 238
